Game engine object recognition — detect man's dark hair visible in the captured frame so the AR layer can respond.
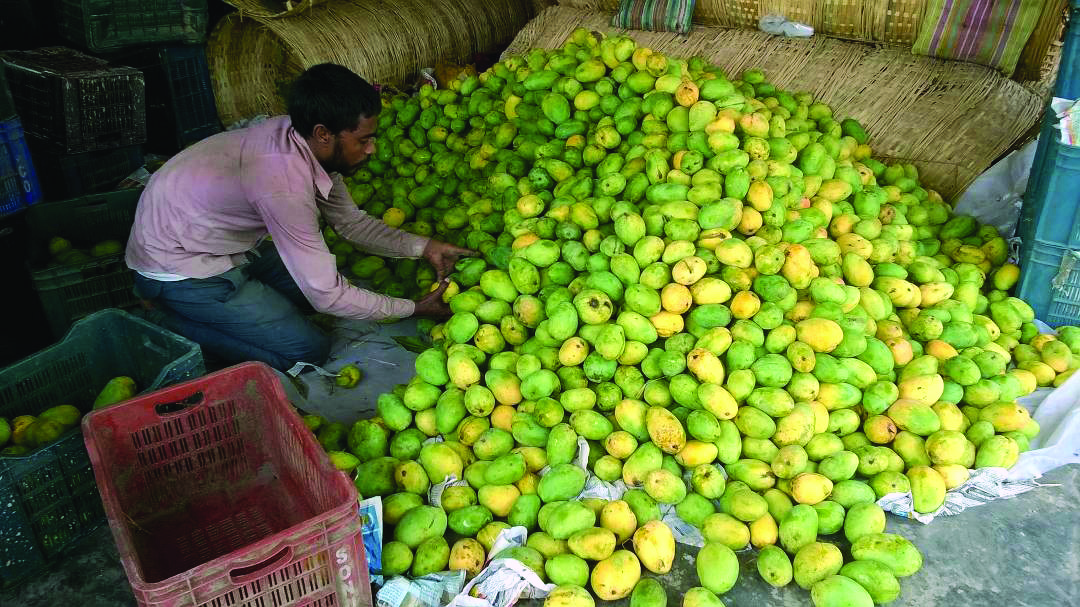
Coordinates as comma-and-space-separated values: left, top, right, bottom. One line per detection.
288, 63, 382, 137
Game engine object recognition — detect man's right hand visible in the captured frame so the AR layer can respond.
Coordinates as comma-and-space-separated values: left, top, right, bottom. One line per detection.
412, 280, 452, 318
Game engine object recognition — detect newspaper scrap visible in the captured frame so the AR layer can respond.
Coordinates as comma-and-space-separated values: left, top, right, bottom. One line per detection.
877, 467, 1053, 524
446, 527, 554, 607
447, 558, 555, 607
660, 503, 705, 548
358, 496, 385, 585
486, 526, 528, 560
377, 571, 467, 607
428, 474, 469, 510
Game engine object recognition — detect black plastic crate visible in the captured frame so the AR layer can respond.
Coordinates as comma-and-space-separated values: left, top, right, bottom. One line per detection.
56, 0, 209, 53
108, 44, 220, 153
1, 47, 146, 154
25, 188, 143, 337
29, 138, 143, 200
0, 63, 13, 120
0, 116, 43, 216
0, 308, 204, 588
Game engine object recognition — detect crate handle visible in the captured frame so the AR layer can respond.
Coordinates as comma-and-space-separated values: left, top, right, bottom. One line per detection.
228, 545, 294, 584
153, 391, 204, 416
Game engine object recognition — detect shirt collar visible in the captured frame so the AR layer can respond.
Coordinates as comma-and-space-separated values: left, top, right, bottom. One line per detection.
286, 117, 335, 199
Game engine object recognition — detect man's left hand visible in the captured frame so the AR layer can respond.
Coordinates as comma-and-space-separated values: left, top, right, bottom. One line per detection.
423, 240, 476, 281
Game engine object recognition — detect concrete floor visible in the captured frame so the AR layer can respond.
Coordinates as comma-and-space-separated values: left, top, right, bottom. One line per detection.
2, 318, 1079, 607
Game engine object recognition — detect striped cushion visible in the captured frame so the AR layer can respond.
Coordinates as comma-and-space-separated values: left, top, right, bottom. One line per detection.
912, 0, 1045, 76
612, 0, 696, 35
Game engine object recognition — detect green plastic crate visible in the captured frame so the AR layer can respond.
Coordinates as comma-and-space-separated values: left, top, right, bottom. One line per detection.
56, 0, 209, 53
0, 308, 204, 588
25, 188, 143, 338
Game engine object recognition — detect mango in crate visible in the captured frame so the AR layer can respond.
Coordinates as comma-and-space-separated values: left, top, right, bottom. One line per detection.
39, 404, 82, 429
26, 418, 66, 447
11, 414, 36, 446
93, 376, 137, 409
48, 236, 72, 257
0, 417, 9, 447
90, 240, 123, 257
56, 249, 92, 265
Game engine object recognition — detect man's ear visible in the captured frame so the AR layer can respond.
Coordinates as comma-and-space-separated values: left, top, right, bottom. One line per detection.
312, 124, 333, 145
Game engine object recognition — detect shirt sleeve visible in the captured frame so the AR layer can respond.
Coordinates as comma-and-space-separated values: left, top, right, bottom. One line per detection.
320, 175, 430, 258
245, 157, 417, 320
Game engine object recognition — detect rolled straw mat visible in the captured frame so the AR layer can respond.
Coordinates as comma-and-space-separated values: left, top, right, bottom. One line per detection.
505, 5, 1051, 200
209, 0, 536, 125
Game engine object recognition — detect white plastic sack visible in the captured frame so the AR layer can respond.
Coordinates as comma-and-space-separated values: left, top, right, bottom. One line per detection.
758, 14, 814, 37
877, 320, 1080, 523
953, 138, 1038, 238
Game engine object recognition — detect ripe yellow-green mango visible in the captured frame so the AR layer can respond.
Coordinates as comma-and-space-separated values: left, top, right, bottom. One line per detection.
632, 520, 677, 574
477, 521, 512, 553
646, 406, 687, 454
686, 348, 725, 383
538, 463, 588, 502
979, 402, 1032, 432
793, 541, 844, 590
897, 374, 945, 407
412, 536, 450, 578
395, 505, 447, 548
975, 435, 1020, 468
382, 540, 413, 576
629, 578, 667, 607
696, 542, 739, 594
796, 318, 844, 352
600, 499, 638, 543
546, 553, 590, 587
675, 440, 719, 468
591, 550, 642, 600
702, 512, 750, 550
568, 527, 617, 561
908, 466, 946, 513
791, 473, 833, 505
757, 544, 793, 587
851, 533, 923, 578
810, 575, 874, 607
887, 399, 941, 436
779, 503, 819, 554
774, 403, 817, 447
644, 468, 688, 503
839, 560, 901, 605
479, 484, 521, 517
545, 585, 594, 607
545, 501, 597, 540
934, 463, 971, 489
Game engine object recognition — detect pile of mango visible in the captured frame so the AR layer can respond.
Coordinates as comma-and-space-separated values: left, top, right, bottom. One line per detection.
0, 376, 136, 457
48, 236, 124, 266
1, 405, 81, 456
322, 29, 1080, 607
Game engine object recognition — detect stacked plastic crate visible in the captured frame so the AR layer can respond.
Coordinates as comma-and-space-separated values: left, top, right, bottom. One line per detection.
1017, 2, 1080, 326
2, 47, 147, 200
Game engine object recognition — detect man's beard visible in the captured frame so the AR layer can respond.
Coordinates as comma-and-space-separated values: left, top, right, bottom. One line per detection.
329, 138, 361, 176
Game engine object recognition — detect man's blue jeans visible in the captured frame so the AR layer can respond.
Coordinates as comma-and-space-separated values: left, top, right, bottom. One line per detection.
132, 243, 331, 372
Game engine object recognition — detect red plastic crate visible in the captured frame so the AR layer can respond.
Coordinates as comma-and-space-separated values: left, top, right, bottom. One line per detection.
81, 362, 372, 607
